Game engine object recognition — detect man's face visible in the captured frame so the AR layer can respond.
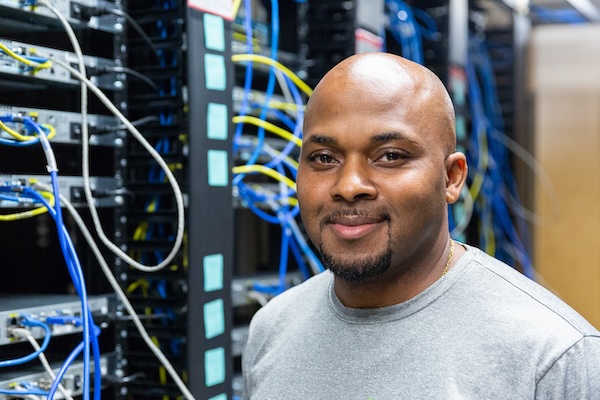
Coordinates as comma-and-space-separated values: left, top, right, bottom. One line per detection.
296, 77, 451, 283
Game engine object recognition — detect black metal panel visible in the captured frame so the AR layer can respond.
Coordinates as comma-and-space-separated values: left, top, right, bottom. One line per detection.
186, 7, 235, 398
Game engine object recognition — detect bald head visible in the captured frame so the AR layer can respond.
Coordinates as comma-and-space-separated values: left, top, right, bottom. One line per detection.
304, 52, 457, 154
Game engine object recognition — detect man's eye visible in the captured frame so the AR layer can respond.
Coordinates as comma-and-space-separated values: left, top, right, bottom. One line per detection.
377, 151, 405, 162
308, 153, 336, 164
385, 152, 400, 161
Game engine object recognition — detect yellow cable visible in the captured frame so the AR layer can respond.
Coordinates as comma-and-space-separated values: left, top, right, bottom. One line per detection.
468, 128, 489, 201
0, 43, 52, 71
232, 32, 261, 46
233, 164, 296, 191
0, 120, 25, 140
182, 232, 188, 271
233, 115, 302, 147
231, 54, 313, 96
126, 279, 149, 294
480, 203, 495, 256
266, 100, 304, 112
146, 198, 158, 213
232, 0, 242, 19
247, 183, 298, 207
0, 191, 54, 221
133, 222, 149, 241
42, 124, 56, 140
0, 120, 56, 142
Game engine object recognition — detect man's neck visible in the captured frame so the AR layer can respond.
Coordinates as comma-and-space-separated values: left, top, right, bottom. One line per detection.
333, 242, 465, 309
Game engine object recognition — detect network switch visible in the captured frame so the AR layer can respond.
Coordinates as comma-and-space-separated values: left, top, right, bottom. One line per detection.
0, 294, 111, 346
0, 174, 122, 208
0, 0, 120, 33
0, 38, 122, 90
0, 353, 113, 400
0, 105, 122, 146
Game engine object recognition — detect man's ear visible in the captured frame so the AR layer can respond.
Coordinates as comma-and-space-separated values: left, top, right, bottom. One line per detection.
445, 152, 468, 204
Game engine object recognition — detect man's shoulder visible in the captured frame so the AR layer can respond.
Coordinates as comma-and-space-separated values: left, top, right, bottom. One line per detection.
252, 270, 332, 321
466, 245, 600, 337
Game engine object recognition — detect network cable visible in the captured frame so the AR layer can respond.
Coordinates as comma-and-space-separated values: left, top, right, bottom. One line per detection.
18, 185, 101, 400
39, 0, 185, 273
385, 0, 424, 64
0, 107, 100, 399
33, 181, 196, 400
465, 33, 535, 279
0, 114, 55, 146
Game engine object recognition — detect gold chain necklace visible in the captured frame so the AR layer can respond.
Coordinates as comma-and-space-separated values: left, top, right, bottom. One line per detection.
441, 239, 454, 277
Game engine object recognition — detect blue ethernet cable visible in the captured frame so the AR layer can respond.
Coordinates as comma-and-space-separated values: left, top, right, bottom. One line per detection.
465, 42, 534, 279
0, 387, 50, 396
530, 6, 587, 23
288, 232, 311, 280
21, 186, 101, 400
232, 0, 256, 155
386, 0, 424, 64
0, 315, 51, 367
233, 0, 281, 185
39, 124, 95, 399
0, 115, 51, 147
46, 324, 102, 400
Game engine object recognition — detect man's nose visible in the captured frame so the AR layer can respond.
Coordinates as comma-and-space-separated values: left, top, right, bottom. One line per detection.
329, 158, 377, 202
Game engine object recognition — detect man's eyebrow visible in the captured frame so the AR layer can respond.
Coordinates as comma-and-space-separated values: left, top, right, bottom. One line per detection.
371, 132, 419, 146
306, 134, 338, 145
305, 132, 419, 146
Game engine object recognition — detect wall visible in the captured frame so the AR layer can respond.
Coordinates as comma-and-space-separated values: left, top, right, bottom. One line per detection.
530, 23, 600, 327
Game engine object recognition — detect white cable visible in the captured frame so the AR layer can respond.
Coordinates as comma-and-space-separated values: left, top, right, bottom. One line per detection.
40, 0, 185, 272
10, 328, 74, 400
490, 129, 561, 225
33, 182, 196, 400
11, 385, 41, 400
273, 69, 296, 119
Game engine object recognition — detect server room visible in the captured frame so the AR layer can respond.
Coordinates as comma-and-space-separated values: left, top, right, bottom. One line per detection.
0, 0, 599, 399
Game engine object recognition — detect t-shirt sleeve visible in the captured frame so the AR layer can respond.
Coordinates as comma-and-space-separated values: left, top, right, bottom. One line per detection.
536, 335, 600, 399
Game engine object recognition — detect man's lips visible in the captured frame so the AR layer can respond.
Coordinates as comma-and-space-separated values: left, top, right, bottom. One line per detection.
326, 216, 387, 240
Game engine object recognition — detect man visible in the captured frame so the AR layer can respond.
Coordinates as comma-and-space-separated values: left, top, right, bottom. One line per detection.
242, 52, 600, 399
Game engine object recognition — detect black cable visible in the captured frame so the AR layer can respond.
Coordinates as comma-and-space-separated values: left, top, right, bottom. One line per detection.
99, 115, 159, 133
104, 8, 159, 56
100, 65, 158, 91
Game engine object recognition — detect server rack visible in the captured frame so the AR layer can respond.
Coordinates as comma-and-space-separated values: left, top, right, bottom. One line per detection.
0, 0, 126, 398
0, 0, 536, 398
116, 0, 190, 398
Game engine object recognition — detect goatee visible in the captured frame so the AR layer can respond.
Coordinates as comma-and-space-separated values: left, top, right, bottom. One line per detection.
320, 247, 392, 283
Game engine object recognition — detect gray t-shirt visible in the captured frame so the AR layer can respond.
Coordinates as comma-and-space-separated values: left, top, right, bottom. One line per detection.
242, 245, 600, 399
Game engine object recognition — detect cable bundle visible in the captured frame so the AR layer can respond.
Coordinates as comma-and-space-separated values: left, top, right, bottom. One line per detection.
464, 34, 535, 279
0, 115, 101, 399
385, 0, 440, 65
0, 1, 194, 398
232, 0, 323, 297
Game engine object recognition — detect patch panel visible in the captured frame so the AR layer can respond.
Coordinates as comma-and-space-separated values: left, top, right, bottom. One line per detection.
0, 174, 122, 208
0, 0, 120, 33
0, 294, 111, 346
0, 353, 113, 400
0, 38, 122, 90
231, 271, 303, 307
0, 105, 122, 146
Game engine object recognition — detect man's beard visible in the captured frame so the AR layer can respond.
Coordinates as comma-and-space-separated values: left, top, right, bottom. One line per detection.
320, 246, 392, 283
